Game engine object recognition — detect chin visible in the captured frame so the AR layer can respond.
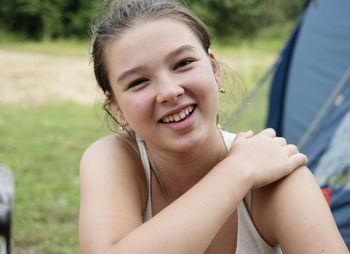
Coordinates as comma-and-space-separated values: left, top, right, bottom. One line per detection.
172, 128, 211, 152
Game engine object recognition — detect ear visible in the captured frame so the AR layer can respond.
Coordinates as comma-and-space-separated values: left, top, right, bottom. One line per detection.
105, 91, 128, 127
208, 50, 221, 87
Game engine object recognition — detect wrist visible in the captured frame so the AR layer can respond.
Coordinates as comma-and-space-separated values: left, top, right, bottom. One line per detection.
214, 157, 253, 199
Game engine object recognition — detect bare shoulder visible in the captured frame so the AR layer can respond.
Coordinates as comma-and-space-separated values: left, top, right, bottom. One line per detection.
81, 133, 138, 167
79, 133, 148, 253
80, 133, 147, 206
81, 133, 144, 180
251, 167, 347, 253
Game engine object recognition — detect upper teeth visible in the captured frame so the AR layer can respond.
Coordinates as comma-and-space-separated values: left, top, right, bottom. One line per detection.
162, 105, 194, 123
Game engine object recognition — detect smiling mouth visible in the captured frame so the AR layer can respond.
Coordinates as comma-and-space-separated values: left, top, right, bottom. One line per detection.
160, 105, 195, 123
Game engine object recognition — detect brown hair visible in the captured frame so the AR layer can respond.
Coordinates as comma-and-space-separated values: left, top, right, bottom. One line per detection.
90, 0, 211, 125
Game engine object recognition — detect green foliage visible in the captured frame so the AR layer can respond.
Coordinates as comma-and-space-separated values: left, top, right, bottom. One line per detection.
280, 0, 307, 21
189, 0, 264, 40
0, 0, 305, 41
187, 0, 305, 42
0, 0, 100, 40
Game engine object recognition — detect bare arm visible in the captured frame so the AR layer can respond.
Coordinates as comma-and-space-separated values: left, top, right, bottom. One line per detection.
79, 135, 251, 254
79, 135, 147, 253
253, 167, 348, 253
79, 129, 307, 254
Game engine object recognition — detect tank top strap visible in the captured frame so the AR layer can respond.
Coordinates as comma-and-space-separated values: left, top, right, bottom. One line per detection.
220, 130, 252, 213
220, 129, 236, 151
136, 134, 153, 221
220, 131, 279, 253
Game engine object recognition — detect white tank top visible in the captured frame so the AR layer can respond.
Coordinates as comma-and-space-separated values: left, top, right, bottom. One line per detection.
136, 131, 281, 253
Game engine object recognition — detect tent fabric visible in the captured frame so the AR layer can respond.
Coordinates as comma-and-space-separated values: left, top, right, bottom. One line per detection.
313, 93, 350, 245
265, 23, 302, 136
282, 0, 350, 146
301, 74, 350, 171
266, 0, 350, 248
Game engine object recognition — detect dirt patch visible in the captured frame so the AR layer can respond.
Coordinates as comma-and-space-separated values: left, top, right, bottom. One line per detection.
0, 49, 275, 107
0, 50, 104, 106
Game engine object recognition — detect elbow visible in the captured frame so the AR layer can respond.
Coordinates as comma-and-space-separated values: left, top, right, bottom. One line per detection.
80, 239, 135, 254
80, 243, 120, 254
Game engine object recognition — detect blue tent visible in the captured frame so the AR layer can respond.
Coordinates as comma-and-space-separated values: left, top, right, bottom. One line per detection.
266, 0, 350, 248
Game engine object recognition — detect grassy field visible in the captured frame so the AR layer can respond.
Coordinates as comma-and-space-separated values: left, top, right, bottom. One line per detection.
0, 38, 283, 253
0, 103, 111, 253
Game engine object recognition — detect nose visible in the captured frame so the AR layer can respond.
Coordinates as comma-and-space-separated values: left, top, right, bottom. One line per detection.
155, 76, 185, 104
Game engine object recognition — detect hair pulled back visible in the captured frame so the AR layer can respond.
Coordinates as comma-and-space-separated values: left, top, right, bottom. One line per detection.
91, 0, 211, 97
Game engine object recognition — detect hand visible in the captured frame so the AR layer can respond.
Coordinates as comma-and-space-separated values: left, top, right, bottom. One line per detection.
226, 128, 308, 189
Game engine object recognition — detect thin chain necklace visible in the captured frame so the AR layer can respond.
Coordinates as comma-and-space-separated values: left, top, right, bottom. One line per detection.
149, 158, 171, 204
148, 127, 228, 205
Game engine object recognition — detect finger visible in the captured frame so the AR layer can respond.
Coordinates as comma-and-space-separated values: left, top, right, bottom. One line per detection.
285, 144, 299, 157
257, 128, 276, 138
274, 137, 287, 146
235, 130, 254, 141
244, 130, 254, 138
288, 153, 308, 170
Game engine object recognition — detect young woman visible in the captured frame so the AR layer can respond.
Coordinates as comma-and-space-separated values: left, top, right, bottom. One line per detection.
79, 0, 348, 253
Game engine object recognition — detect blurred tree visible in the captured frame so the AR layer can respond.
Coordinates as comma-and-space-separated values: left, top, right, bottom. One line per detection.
0, 0, 100, 40
63, 0, 101, 38
258, 0, 306, 27
0, 0, 305, 41
187, 0, 305, 41
189, 0, 265, 40
0, 0, 67, 40
280, 0, 306, 21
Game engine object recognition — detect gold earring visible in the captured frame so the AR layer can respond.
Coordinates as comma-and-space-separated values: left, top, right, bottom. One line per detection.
219, 87, 225, 94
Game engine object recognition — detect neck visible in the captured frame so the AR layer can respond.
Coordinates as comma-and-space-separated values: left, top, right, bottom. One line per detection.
145, 126, 227, 201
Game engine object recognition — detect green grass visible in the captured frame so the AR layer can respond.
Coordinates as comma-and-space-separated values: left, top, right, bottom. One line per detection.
212, 38, 284, 58
0, 33, 90, 57
212, 38, 282, 134
220, 71, 273, 134
0, 39, 90, 57
0, 103, 111, 253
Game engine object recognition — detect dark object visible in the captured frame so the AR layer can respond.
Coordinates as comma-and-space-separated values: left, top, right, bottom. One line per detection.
0, 165, 15, 254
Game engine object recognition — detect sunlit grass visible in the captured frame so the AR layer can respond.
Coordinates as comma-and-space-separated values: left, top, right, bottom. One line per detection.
212, 39, 281, 134
0, 37, 90, 57
0, 103, 111, 253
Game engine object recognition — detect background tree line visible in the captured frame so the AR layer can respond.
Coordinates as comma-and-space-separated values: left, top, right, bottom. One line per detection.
0, 0, 305, 41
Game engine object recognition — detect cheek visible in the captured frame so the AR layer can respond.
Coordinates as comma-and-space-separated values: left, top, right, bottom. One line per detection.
187, 70, 219, 99
119, 94, 153, 123
187, 70, 220, 117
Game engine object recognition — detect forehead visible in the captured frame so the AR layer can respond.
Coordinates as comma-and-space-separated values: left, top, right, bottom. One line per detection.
106, 18, 204, 72
117, 18, 202, 48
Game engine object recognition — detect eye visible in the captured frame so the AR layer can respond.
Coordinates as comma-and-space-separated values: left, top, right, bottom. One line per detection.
174, 59, 195, 70
127, 78, 149, 89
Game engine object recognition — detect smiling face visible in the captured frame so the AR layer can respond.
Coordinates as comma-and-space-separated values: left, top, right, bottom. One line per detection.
106, 18, 221, 152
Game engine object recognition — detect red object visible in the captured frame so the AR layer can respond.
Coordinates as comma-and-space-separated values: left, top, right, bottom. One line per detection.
321, 188, 332, 207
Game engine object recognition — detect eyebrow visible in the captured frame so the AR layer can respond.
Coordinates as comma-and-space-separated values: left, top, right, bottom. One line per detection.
117, 45, 196, 84
165, 44, 196, 62
117, 65, 147, 83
